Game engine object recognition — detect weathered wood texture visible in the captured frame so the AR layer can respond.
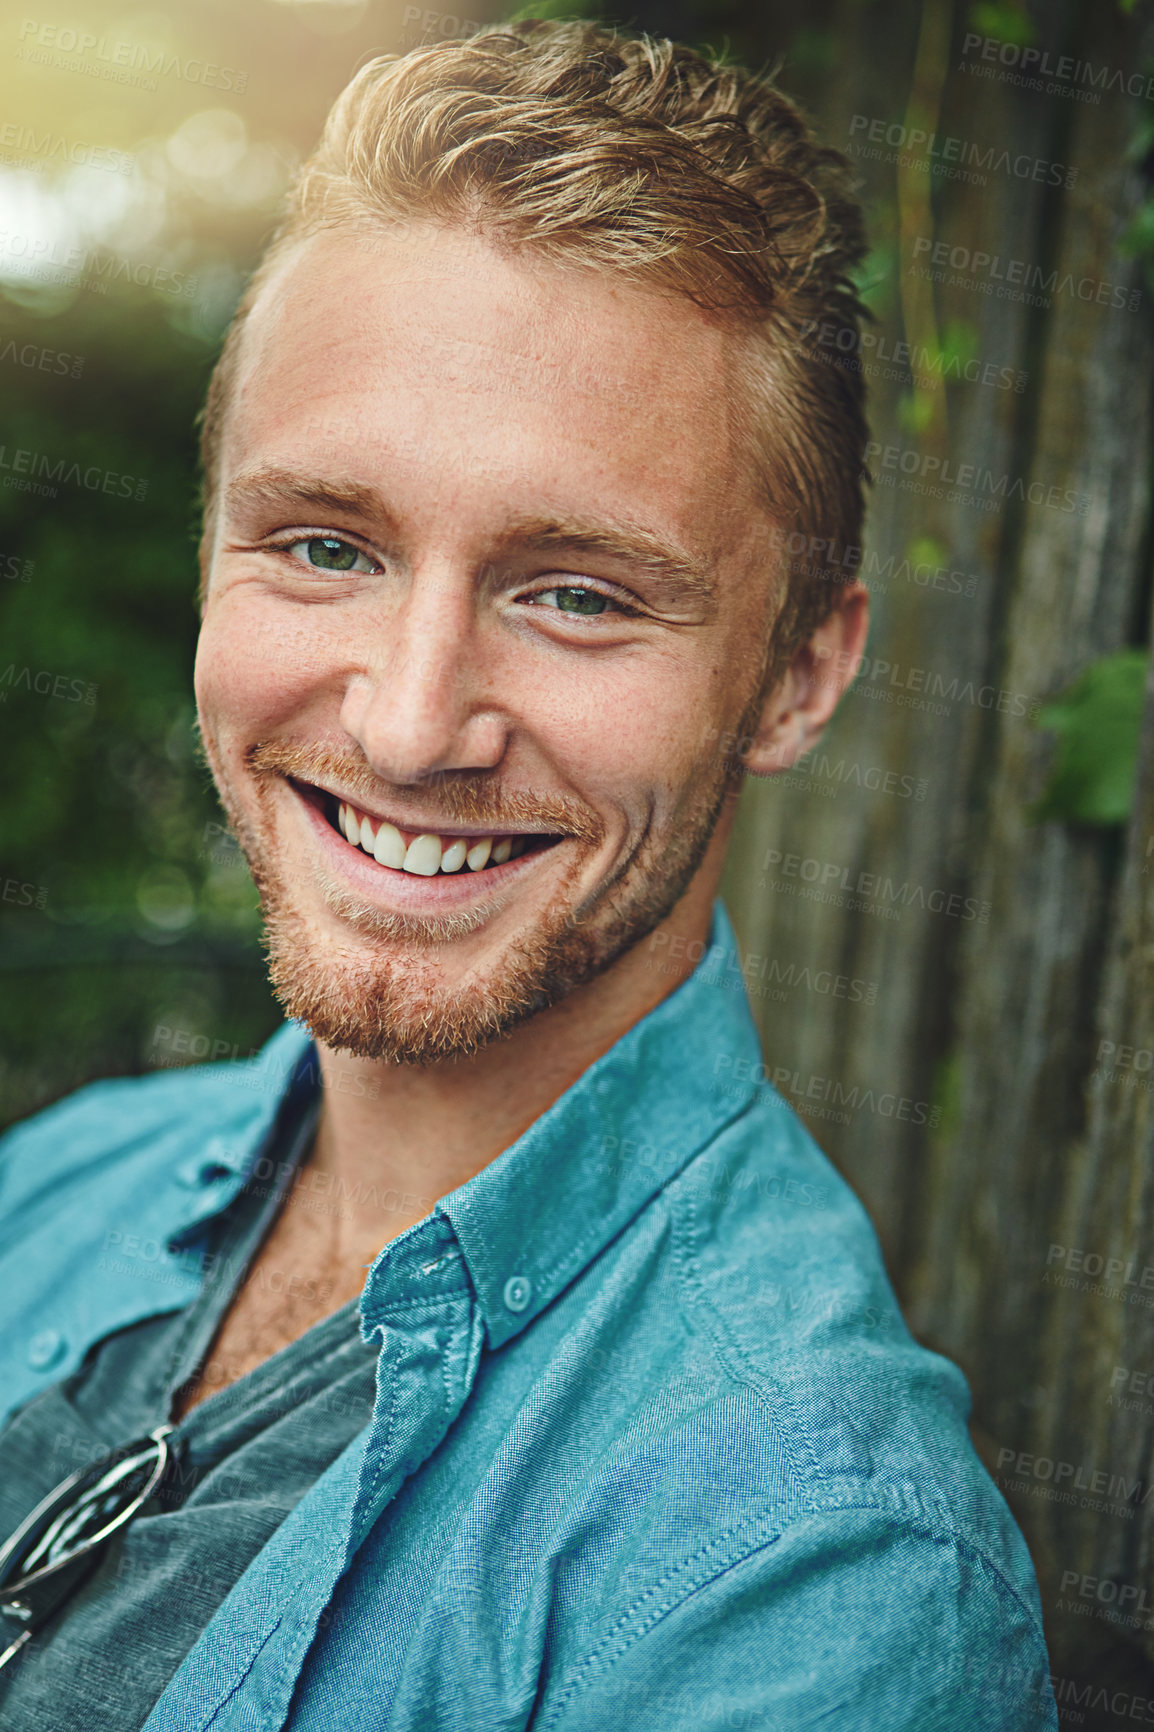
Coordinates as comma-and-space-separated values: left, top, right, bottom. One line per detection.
720, 0, 1154, 1701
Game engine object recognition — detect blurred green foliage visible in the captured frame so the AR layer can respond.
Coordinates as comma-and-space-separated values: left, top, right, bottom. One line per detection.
967, 1, 1034, 44
0, 285, 278, 1128
1032, 651, 1148, 827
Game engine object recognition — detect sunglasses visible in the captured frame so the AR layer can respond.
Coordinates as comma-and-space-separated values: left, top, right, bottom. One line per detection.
0, 1424, 176, 1674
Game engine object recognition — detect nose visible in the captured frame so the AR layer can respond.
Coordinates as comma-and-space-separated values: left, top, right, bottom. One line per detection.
339, 566, 509, 786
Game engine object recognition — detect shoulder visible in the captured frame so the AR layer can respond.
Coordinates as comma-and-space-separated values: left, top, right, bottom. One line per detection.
540, 1501, 1056, 1730
541, 1086, 1054, 1726
656, 1084, 1044, 1614
0, 1021, 312, 1219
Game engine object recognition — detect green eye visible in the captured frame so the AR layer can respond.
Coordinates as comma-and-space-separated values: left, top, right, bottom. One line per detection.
289, 536, 370, 572
550, 587, 609, 615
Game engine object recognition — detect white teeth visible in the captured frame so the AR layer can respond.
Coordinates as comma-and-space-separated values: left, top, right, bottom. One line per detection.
373, 820, 406, 869
336, 804, 537, 876
402, 833, 443, 876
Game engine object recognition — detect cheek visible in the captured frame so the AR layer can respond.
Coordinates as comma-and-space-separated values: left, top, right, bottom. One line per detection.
195, 590, 332, 743
529, 651, 716, 799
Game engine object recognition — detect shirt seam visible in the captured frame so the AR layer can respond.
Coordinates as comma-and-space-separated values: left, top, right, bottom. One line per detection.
536, 1505, 787, 1728
182, 1617, 286, 1732
667, 1150, 822, 1487
537, 1500, 1051, 1729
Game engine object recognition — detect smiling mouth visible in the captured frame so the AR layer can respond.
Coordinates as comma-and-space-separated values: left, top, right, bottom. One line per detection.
295, 780, 565, 878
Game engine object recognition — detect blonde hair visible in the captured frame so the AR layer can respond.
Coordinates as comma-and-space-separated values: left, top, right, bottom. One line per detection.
199, 20, 869, 666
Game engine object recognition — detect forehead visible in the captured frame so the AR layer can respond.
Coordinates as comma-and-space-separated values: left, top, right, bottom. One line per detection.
221, 223, 757, 550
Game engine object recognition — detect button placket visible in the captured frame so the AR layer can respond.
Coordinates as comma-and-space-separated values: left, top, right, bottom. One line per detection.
353, 1224, 485, 1540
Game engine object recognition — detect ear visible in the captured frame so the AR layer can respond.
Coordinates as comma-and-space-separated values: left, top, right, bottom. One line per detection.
741, 584, 869, 777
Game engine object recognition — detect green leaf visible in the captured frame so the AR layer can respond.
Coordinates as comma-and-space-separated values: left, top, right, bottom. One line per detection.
934, 319, 979, 372
1120, 200, 1154, 265
897, 389, 936, 434
787, 29, 837, 77
851, 245, 896, 309
1032, 650, 1148, 826
501, 0, 604, 19
968, 2, 1035, 46
908, 535, 949, 569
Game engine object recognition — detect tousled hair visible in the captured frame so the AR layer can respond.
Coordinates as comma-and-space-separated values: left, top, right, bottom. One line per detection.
199, 20, 869, 673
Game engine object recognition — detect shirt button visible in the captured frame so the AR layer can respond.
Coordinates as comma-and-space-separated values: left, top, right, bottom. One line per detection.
502, 1275, 532, 1314
176, 1151, 231, 1188
28, 1328, 65, 1370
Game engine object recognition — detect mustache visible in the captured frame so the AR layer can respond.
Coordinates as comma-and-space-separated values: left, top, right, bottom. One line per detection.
245, 739, 605, 844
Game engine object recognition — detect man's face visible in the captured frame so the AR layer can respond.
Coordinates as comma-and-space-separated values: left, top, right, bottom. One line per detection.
195, 223, 782, 1062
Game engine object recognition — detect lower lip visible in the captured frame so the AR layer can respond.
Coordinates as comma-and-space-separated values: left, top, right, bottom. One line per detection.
292, 783, 565, 912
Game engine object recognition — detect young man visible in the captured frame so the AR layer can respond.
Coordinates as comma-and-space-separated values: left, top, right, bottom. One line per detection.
0, 21, 1055, 1729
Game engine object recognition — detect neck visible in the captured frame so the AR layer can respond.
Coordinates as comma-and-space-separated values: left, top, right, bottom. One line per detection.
306, 825, 730, 1257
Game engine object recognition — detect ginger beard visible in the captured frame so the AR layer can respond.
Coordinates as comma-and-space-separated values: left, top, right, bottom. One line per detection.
201, 732, 744, 1066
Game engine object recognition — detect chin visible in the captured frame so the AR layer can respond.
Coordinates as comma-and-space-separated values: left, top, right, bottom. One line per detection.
259, 881, 602, 1064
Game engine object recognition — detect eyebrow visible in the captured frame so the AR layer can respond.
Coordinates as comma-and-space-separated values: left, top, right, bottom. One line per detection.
494, 515, 718, 609
223, 467, 398, 530
223, 467, 718, 609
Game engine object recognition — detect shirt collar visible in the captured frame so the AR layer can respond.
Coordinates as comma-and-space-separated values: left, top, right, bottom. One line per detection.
167, 1023, 318, 1245
179, 902, 764, 1342
436, 899, 763, 1351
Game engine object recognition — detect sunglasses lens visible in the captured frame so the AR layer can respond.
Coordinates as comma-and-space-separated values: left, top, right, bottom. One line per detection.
0, 1430, 173, 1611
16, 1446, 163, 1580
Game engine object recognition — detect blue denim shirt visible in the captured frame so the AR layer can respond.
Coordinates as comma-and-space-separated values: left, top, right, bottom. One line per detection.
0, 904, 1056, 1730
